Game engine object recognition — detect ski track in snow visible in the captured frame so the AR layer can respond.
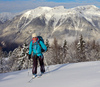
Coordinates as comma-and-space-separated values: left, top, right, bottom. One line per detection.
0, 61, 100, 87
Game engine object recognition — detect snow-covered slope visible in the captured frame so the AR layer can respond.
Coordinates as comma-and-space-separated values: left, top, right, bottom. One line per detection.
0, 61, 100, 87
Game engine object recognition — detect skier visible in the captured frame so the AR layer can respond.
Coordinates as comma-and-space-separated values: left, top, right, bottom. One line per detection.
28, 33, 47, 78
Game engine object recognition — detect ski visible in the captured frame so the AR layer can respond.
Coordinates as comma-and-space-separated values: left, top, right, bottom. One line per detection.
37, 73, 43, 78
28, 66, 49, 83
28, 76, 37, 83
28, 73, 43, 83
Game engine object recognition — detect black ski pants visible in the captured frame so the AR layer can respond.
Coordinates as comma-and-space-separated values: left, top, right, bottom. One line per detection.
32, 55, 45, 74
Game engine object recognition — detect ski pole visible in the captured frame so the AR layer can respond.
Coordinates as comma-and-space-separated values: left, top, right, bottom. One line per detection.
28, 59, 30, 76
44, 55, 49, 73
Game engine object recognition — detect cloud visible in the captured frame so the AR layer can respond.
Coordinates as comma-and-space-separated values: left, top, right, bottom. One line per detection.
0, 0, 100, 13
0, 1, 35, 13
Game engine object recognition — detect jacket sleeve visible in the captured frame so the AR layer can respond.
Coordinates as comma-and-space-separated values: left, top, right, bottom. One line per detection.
40, 41, 47, 52
29, 41, 33, 55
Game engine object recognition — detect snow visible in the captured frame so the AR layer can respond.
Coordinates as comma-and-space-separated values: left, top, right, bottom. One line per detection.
17, 5, 100, 33
0, 12, 15, 22
0, 61, 100, 87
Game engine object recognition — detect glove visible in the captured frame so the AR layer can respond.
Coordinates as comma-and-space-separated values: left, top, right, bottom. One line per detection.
41, 49, 45, 52
28, 54, 31, 60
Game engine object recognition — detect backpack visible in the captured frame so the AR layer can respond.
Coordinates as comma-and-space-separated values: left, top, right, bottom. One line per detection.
37, 36, 45, 52
37, 36, 44, 43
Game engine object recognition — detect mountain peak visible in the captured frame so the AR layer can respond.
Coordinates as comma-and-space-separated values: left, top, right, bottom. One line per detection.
36, 6, 52, 10
73, 5, 99, 11
53, 6, 65, 9
0, 12, 15, 22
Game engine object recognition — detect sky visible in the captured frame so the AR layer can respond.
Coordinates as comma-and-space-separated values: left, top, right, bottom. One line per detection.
0, 0, 100, 13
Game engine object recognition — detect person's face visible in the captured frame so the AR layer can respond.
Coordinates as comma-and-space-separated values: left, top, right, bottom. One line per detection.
33, 37, 37, 41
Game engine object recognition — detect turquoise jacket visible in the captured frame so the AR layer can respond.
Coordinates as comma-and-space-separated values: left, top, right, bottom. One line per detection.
29, 39, 47, 57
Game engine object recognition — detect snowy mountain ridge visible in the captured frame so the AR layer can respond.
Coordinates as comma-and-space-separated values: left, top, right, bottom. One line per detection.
0, 5, 99, 25
18, 5, 100, 31
0, 12, 16, 23
19, 6, 67, 29
0, 5, 100, 46
22, 5, 100, 18
73, 5, 99, 11
22, 5, 100, 19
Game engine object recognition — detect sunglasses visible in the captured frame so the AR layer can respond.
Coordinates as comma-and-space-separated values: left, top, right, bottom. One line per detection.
33, 37, 37, 38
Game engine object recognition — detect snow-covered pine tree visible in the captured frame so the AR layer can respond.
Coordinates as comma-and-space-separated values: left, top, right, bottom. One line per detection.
17, 43, 29, 70
62, 40, 68, 63
67, 39, 78, 63
0, 47, 4, 73
0, 47, 8, 73
50, 38, 62, 64
8, 43, 29, 71
86, 40, 100, 61
45, 39, 49, 49
8, 48, 20, 71
76, 34, 86, 62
